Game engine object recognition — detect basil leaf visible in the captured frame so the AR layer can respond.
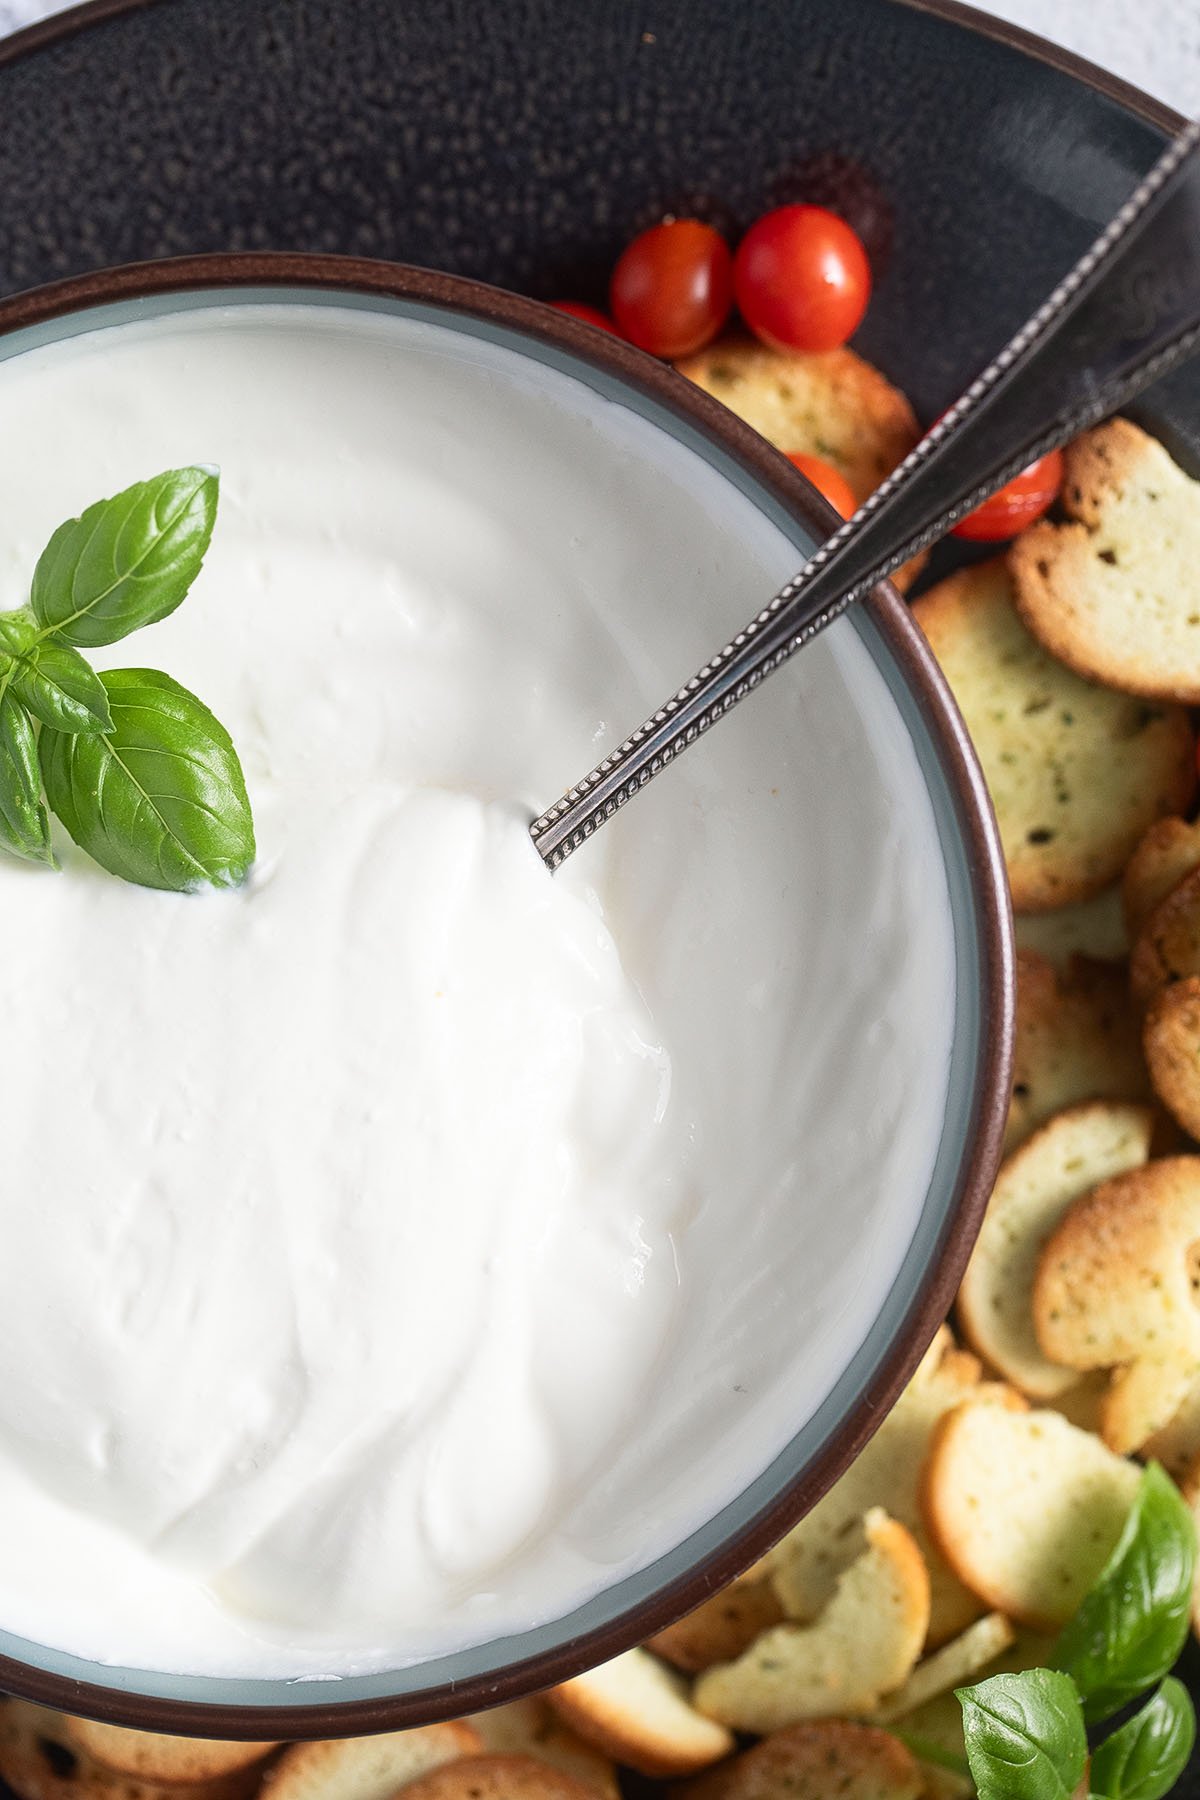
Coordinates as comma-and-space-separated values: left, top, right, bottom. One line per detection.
0, 692, 55, 866
1090, 1679, 1195, 1800
1055, 1464, 1196, 1722
958, 1670, 1087, 1800
40, 668, 255, 893
31, 466, 219, 648
0, 608, 39, 658
6, 638, 113, 735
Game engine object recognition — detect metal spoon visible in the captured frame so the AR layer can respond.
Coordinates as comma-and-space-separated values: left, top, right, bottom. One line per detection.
530, 118, 1200, 871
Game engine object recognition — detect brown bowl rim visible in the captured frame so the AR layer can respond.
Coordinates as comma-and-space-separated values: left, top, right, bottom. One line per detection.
0, 250, 1012, 1734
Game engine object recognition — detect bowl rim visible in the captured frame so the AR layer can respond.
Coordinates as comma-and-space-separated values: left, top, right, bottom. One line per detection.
0, 248, 1014, 1737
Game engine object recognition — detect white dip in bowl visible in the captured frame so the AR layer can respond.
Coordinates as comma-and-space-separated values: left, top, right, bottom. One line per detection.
0, 294, 959, 1686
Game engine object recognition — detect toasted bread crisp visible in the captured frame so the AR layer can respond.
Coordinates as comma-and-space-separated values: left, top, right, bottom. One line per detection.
1033, 1156, 1200, 1451
397, 1757, 595, 1800
0, 1705, 264, 1800
959, 1100, 1155, 1397
1143, 975, 1200, 1140
1142, 1373, 1200, 1482
1015, 884, 1127, 968
921, 1403, 1139, 1629
1011, 419, 1200, 704
548, 1649, 733, 1779
693, 1511, 930, 1732
1123, 816, 1200, 940
467, 1701, 617, 1799
677, 1722, 923, 1800
62, 1726, 277, 1786
1131, 865, 1200, 1005
677, 335, 918, 504
676, 334, 925, 589
1007, 951, 1151, 1152
648, 1578, 783, 1674
759, 1327, 1000, 1647
262, 1724, 480, 1800
912, 561, 1193, 911
872, 1612, 1015, 1724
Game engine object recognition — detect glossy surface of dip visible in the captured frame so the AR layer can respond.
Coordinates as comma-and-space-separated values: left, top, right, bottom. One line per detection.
0, 304, 955, 1677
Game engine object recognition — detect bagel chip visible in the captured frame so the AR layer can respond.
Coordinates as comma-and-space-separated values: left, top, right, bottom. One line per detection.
1034, 1155, 1200, 1451
467, 1702, 617, 1799
922, 1402, 1139, 1629
1011, 419, 1200, 704
262, 1724, 480, 1800
677, 1721, 923, 1800
693, 1511, 930, 1732
759, 1327, 1001, 1647
397, 1758, 595, 1800
959, 1100, 1155, 1397
548, 1649, 733, 1778
912, 560, 1193, 912
1143, 975, 1200, 1140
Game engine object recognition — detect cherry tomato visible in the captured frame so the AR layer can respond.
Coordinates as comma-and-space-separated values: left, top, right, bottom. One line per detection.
952, 450, 1064, 541
786, 452, 857, 519
550, 301, 621, 335
609, 220, 734, 359
734, 205, 871, 353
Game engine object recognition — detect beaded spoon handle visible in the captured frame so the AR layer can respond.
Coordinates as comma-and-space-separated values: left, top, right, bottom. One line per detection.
530, 119, 1200, 871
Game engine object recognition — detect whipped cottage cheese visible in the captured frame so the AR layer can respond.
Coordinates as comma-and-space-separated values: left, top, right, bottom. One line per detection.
0, 302, 956, 1678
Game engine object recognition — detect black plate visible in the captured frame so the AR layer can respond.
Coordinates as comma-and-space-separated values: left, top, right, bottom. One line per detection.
0, 0, 1198, 1783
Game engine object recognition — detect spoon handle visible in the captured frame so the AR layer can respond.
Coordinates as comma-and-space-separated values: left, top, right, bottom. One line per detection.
530, 118, 1200, 871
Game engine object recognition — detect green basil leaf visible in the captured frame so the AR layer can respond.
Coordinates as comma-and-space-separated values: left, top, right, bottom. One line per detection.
0, 608, 39, 658
6, 638, 113, 734
0, 691, 55, 867
40, 668, 255, 892
31, 466, 219, 648
958, 1670, 1087, 1800
1090, 1678, 1195, 1800
1055, 1464, 1196, 1722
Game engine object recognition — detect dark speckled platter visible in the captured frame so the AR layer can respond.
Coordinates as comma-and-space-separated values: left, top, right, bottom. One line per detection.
0, 0, 1198, 1777
0, 0, 1197, 467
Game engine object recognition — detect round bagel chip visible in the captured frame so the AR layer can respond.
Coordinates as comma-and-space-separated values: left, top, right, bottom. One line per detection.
676, 1721, 924, 1800
958, 1100, 1155, 1398
692, 1511, 930, 1733
921, 1403, 1139, 1630
1033, 1155, 1200, 1451
466, 1702, 617, 1799
757, 1327, 1004, 1648
1011, 419, 1200, 704
912, 560, 1194, 912
261, 1723, 481, 1800
547, 1649, 733, 1779
1132, 865, 1200, 1006
396, 1757, 596, 1800
62, 1726, 277, 1786
0, 1705, 264, 1800
1123, 815, 1200, 941
647, 1578, 783, 1674
1144, 974, 1200, 1141
1006, 950, 1151, 1153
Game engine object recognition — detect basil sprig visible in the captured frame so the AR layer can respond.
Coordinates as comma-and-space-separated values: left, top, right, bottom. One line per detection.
958, 1464, 1198, 1800
0, 468, 254, 892
1056, 1465, 1196, 1723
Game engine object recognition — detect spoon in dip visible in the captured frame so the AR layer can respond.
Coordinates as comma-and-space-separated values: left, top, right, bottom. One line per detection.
532, 118, 1200, 869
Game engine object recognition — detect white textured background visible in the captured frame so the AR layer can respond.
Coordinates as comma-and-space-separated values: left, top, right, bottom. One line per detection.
0, 0, 1197, 112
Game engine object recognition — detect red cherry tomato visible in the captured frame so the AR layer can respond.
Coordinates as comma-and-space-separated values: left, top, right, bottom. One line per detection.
734, 205, 871, 353
609, 220, 734, 359
550, 301, 621, 335
952, 450, 1064, 541
786, 452, 857, 519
